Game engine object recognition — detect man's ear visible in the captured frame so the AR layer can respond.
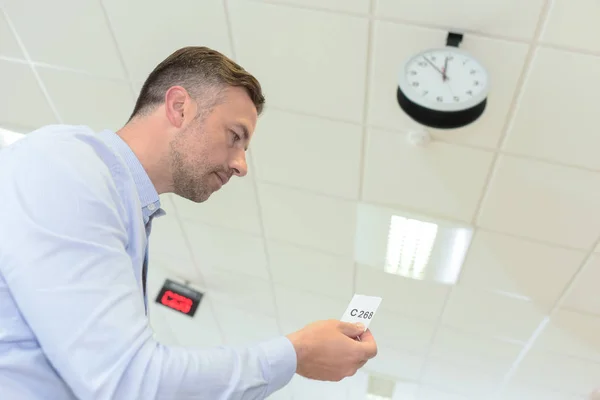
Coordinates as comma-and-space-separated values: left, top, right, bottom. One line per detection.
164, 86, 189, 128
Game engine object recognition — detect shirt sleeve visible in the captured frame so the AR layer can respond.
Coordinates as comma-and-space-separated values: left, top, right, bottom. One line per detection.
0, 137, 297, 400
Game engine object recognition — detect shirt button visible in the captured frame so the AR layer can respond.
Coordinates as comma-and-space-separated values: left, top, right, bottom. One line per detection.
148, 203, 156, 211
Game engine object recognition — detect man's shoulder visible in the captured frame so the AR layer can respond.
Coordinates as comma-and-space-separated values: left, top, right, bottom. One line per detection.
0, 124, 124, 192
11, 124, 106, 152
2, 124, 117, 171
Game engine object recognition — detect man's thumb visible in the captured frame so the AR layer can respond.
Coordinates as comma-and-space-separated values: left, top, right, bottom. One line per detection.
338, 321, 365, 337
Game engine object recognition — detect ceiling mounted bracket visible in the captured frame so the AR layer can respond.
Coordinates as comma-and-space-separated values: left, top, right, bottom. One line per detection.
446, 32, 464, 48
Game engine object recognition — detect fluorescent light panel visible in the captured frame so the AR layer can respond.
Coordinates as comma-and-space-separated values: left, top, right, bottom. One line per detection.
354, 202, 474, 285
367, 373, 395, 400
366, 395, 391, 400
384, 215, 438, 280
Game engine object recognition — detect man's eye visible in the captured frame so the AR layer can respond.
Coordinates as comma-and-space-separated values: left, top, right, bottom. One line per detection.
231, 131, 241, 142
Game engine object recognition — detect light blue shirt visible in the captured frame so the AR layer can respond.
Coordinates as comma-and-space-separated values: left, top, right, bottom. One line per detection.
0, 125, 296, 399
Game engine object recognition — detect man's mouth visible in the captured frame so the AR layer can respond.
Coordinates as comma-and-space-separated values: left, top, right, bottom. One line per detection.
216, 172, 229, 186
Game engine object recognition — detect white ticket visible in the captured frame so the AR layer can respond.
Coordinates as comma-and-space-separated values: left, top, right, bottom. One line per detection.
340, 294, 382, 332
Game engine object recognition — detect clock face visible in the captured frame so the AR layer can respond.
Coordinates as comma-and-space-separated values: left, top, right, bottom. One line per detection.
398, 47, 489, 112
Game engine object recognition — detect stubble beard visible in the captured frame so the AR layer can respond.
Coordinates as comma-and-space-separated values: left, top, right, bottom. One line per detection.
169, 127, 212, 203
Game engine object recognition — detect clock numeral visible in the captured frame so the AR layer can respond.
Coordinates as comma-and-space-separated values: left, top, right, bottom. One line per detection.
411, 81, 419, 87
453, 96, 460, 102
474, 80, 480, 86
422, 90, 429, 96
466, 90, 473, 96
436, 96, 443, 102
463, 59, 469, 65
409, 70, 418, 76
470, 69, 477, 75
418, 61, 427, 67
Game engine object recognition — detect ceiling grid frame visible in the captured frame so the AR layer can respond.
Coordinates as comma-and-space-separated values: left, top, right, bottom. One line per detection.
2, 0, 600, 398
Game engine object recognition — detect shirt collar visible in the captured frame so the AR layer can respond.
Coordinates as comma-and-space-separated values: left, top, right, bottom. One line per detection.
97, 130, 165, 222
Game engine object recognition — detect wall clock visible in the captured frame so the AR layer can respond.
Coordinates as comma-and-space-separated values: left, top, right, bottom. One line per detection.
397, 33, 489, 129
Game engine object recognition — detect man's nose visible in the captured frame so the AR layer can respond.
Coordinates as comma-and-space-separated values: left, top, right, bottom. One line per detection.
230, 152, 248, 177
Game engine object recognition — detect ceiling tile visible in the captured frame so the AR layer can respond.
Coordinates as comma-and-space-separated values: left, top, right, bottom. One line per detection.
103, 0, 231, 82
148, 202, 204, 284
375, 0, 544, 40
37, 68, 133, 132
429, 326, 522, 372
367, 21, 528, 149
147, 206, 190, 259
265, 385, 292, 400
503, 47, 600, 169
254, 0, 370, 14
532, 308, 600, 363
0, 60, 56, 127
368, 309, 437, 356
203, 268, 276, 318
211, 301, 280, 346
291, 375, 353, 399
364, 345, 426, 381
501, 384, 582, 400
258, 183, 357, 256
362, 128, 494, 222
477, 155, 600, 249
355, 264, 450, 322
562, 254, 600, 316
542, 0, 600, 53
182, 221, 270, 281
171, 166, 262, 236
158, 296, 224, 348
267, 240, 354, 301
418, 387, 470, 400
390, 382, 419, 400
3, 0, 125, 79
274, 285, 349, 335
514, 350, 600, 395
441, 286, 547, 341
0, 122, 38, 136
346, 371, 370, 400
146, 268, 222, 348
252, 109, 362, 199
420, 359, 505, 398
459, 230, 585, 308
149, 254, 204, 289
147, 306, 178, 346
229, 0, 369, 123
0, 10, 23, 58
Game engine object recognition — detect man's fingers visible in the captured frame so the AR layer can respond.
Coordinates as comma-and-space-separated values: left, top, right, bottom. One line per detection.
358, 328, 374, 341
337, 321, 365, 338
337, 322, 378, 362
357, 329, 378, 359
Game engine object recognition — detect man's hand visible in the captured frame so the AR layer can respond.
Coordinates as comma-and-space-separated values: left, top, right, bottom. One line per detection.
286, 319, 378, 382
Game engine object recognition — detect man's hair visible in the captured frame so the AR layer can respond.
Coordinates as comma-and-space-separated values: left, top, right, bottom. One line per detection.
128, 46, 265, 121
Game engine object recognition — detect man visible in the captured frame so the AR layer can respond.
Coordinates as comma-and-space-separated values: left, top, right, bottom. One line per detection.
0, 47, 377, 399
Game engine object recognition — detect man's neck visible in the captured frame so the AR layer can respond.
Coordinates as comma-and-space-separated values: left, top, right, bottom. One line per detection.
116, 119, 173, 195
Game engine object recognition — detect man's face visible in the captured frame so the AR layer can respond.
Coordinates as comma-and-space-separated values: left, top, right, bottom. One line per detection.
169, 86, 257, 203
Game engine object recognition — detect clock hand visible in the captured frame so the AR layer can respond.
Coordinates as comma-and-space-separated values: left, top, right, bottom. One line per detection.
442, 56, 449, 81
423, 56, 445, 77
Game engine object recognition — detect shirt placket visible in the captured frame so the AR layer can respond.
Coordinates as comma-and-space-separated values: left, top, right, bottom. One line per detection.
142, 217, 154, 313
